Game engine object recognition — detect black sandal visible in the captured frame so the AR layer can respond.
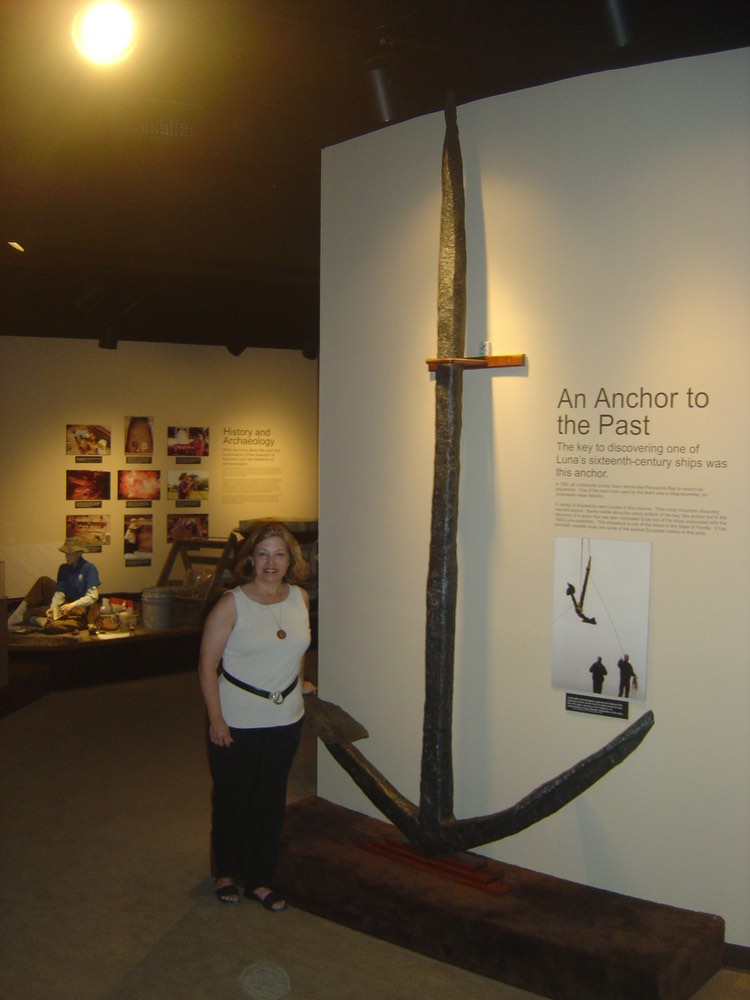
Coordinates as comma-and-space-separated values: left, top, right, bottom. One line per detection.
246, 888, 287, 912
215, 882, 241, 904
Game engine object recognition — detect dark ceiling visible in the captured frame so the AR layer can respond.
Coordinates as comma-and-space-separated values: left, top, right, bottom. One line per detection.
1, 1, 748, 358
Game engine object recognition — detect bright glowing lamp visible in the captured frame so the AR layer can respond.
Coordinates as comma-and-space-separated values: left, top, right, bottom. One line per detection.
72, 2, 137, 65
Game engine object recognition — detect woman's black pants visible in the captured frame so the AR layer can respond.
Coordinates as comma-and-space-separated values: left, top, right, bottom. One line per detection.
208, 719, 302, 889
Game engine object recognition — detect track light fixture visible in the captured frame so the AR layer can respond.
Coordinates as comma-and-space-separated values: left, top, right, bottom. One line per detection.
603, 0, 632, 48
226, 333, 248, 356
99, 324, 118, 349
366, 39, 400, 125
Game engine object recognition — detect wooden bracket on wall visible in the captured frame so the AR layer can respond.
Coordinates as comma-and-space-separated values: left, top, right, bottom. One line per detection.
425, 354, 526, 373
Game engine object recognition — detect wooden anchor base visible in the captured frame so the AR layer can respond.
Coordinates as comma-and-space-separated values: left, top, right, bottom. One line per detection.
277, 797, 724, 1000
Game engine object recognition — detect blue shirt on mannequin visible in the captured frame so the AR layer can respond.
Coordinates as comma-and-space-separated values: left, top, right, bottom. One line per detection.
54, 555, 100, 605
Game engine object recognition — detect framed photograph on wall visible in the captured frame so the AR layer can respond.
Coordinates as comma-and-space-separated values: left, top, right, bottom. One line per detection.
124, 416, 154, 457
117, 468, 161, 501
65, 513, 111, 547
124, 514, 153, 560
551, 536, 651, 702
167, 513, 209, 542
66, 424, 111, 457
66, 469, 110, 501
167, 470, 209, 502
167, 426, 209, 458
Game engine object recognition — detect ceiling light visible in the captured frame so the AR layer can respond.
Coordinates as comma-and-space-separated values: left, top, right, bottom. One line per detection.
72, 2, 137, 66
7, 241, 25, 252
603, 0, 632, 48
366, 40, 400, 125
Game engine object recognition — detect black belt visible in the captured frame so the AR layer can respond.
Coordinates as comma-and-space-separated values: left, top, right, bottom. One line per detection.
221, 667, 298, 705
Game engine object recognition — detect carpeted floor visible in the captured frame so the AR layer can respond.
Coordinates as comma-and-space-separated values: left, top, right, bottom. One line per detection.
0, 668, 746, 1000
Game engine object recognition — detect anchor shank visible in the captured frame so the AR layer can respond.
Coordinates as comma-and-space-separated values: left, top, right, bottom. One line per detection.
421, 363, 463, 828
419, 94, 467, 830
437, 96, 466, 359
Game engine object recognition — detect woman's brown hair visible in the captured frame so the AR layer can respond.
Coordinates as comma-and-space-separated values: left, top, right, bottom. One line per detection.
234, 521, 310, 585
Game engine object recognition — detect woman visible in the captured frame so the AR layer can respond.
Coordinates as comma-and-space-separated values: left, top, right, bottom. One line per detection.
177, 473, 195, 501
198, 521, 314, 910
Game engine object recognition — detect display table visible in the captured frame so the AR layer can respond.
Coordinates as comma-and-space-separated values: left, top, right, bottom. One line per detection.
2, 625, 202, 716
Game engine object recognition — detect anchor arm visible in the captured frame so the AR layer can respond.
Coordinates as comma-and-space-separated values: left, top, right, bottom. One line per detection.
320, 710, 654, 856
324, 741, 422, 844
426, 710, 655, 853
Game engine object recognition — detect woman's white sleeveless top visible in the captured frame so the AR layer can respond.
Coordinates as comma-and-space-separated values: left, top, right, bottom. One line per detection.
218, 584, 310, 729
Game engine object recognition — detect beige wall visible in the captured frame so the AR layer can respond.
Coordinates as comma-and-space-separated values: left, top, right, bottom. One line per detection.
0, 337, 318, 597
319, 50, 750, 945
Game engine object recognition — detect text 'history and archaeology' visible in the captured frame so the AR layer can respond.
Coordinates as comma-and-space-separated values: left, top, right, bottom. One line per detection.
221, 427, 283, 504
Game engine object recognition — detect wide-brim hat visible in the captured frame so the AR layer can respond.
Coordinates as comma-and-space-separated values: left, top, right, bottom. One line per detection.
60, 537, 88, 553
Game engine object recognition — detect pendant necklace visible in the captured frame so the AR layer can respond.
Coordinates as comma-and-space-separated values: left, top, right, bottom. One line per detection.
268, 601, 286, 640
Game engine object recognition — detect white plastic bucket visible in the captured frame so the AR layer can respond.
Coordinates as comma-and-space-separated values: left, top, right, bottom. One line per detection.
141, 588, 173, 629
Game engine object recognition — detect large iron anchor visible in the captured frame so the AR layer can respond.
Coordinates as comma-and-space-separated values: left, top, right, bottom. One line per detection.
307, 97, 654, 856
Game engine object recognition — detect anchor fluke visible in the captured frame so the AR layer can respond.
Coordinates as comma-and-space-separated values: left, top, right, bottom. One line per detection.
304, 694, 369, 745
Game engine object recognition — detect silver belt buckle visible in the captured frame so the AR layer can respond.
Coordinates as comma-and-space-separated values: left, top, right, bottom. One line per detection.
270, 691, 284, 705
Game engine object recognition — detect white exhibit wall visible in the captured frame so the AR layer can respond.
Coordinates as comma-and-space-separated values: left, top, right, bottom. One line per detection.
0, 337, 318, 597
318, 50, 750, 945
